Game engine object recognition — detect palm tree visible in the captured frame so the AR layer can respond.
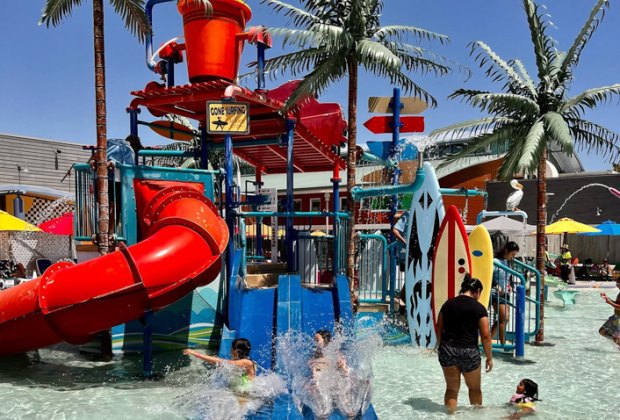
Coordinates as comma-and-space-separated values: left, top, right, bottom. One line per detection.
39, 0, 212, 255
431, 0, 620, 342
260, 0, 454, 293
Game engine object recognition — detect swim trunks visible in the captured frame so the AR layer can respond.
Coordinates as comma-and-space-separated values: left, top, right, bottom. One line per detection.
437, 343, 481, 373
600, 314, 620, 338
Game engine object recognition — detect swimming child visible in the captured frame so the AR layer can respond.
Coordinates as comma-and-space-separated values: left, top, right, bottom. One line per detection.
599, 279, 620, 347
508, 378, 539, 418
184, 338, 257, 382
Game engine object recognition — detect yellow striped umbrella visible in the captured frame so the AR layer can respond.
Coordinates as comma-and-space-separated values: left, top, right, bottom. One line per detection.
0, 210, 41, 232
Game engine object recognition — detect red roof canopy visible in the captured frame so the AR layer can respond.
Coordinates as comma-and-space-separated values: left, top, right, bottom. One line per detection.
130, 80, 346, 174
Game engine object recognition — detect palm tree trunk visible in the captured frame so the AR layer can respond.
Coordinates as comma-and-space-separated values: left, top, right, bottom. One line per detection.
93, 0, 109, 255
346, 56, 358, 304
534, 146, 547, 343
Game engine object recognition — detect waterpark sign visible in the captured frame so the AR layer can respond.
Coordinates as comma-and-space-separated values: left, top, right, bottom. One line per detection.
206, 101, 250, 134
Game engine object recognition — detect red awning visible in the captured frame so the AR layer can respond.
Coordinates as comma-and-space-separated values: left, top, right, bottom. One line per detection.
130, 80, 346, 174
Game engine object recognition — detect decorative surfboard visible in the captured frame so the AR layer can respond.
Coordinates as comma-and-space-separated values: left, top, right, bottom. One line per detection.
469, 225, 494, 309
431, 205, 472, 327
404, 162, 445, 348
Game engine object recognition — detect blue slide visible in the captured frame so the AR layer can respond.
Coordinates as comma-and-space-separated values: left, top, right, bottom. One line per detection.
220, 252, 377, 418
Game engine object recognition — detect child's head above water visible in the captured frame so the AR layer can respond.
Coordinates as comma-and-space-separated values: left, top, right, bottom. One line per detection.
315, 330, 332, 347
516, 378, 539, 400
231, 338, 252, 360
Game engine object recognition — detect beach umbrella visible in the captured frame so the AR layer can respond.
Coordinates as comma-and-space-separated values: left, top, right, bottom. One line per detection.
545, 217, 601, 249
38, 212, 74, 236
578, 220, 620, 258
545, 217, 600, 235
0, 210, 41, 232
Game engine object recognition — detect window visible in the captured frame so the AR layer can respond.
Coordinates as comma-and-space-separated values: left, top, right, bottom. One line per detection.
294, 199, 302, 212
310, 198, 322, 212
340, 197, 348, 211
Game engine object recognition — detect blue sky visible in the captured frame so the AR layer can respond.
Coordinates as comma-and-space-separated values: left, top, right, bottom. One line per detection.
1, 0, 618, 171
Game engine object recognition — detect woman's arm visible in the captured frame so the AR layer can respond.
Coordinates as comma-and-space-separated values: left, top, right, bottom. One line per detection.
479, 316, 493, 372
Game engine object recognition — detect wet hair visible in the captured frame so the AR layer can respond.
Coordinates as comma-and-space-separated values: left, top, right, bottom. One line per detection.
459, 273, 483, 295
496, 241, 520, 259
231, 338, 252, 360
316, 330, 332, 344
520, 378, 540, 401
314, 330, 333, 358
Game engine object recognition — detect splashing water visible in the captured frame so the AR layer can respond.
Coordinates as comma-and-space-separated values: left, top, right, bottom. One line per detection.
549, 183, 616, 223
174, 362, 287, 419
276, 328, 379, 418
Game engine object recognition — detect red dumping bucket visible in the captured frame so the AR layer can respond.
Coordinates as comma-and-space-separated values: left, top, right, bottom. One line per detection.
178, 0, 252, 83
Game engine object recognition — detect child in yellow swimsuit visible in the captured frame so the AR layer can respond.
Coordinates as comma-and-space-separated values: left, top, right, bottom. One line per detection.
508, 378, 539, 418
184, 338, 257, 384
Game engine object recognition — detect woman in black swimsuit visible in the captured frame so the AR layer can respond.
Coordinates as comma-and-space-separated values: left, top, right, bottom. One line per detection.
436, 274, 493, 413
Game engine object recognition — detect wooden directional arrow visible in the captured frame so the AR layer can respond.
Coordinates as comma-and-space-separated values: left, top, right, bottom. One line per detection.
368, 96, 428, 114
363, 116, 424, 134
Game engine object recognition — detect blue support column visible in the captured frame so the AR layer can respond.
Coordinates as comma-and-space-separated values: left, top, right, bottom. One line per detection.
166, 58, 175, 87
389, 88, 402, 309
285, 119, 295, 272
515, 284, 526, 358
200, 126, 209, 170
225, 134, 235, 283
127, 108, 141, 165
142, 310, 154, 377
257, 43, 266, 90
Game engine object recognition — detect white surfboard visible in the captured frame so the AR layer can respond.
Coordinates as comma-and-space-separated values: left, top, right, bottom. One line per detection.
404, 162, 445, 348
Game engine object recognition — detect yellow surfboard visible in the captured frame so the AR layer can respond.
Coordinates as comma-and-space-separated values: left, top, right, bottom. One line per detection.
469, 225, 494, 308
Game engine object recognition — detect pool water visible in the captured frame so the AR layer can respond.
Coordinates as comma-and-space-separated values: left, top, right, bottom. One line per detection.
0, 286, 617, 419
372, 286, 619, 419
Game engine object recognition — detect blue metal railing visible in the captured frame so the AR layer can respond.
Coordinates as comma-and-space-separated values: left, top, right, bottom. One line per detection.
514, 259, 542, 340
492, 260, 527, 357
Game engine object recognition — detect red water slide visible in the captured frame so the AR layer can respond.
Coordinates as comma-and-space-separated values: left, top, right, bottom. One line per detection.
0, 180, 228, 356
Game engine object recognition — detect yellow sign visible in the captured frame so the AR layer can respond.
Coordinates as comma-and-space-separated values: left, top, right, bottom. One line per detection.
207, 101, 250, 134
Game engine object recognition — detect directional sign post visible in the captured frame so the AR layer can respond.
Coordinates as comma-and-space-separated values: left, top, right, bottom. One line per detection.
206, 101, 250, 135
363, 115, 425, 134
368, 96, 428, 114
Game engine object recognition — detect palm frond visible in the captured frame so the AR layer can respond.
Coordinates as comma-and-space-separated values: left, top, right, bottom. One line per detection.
509, 59, 536, 96
383, 42, 458, 78
40, 0, 84, 27
450, 90, 540, 117
568, 119, 620, 162
281, 54, 348, 112
429, 117, 515, 142
356, 40, 402, 73
262, 0, 320, 27
560, 84, 620, 115
516, 119, 545, 173
260, 48, 325, 80
468, 41, 532, 94
557, 0, 608, 86
373, 25, 449, 45
498, 135, 528, 180
110, 0, 151, 43
437, 123, 522, 171
522, 0, 556, 82
542, 112, 572, 154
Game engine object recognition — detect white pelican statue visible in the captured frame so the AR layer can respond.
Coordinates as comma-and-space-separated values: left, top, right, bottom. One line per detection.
506, 179, 524, 211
